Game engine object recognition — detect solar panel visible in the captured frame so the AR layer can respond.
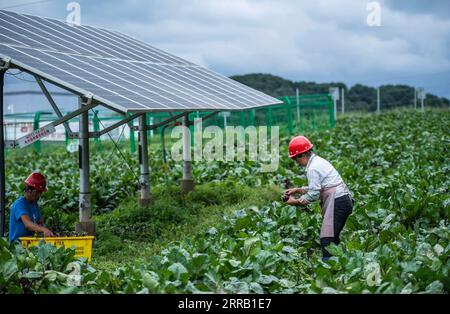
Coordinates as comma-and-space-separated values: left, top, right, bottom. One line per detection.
0, 10, 282, 112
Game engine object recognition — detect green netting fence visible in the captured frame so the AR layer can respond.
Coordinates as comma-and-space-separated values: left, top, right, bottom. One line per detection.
3, 93, 334, 153
3, 110, 136, 154
151, 93, 335, 140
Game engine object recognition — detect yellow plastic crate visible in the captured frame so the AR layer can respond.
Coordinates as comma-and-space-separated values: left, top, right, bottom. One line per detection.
19, 236, 95, 261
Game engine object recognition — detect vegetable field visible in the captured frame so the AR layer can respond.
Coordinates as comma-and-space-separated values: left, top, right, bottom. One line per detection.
1, 109, 449, 294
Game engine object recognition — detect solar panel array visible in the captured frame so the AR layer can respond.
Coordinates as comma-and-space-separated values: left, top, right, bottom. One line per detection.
0, 10, 282, 112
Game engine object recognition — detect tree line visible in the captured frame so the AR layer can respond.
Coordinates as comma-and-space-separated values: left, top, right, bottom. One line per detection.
230, 73, 449, 112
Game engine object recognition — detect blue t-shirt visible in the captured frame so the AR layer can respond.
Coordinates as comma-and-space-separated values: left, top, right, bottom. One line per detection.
8, 196, 42, 242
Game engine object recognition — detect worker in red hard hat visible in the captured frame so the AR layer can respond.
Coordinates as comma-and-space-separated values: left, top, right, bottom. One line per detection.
8, 172, 54, 242
284, 136, 353, 262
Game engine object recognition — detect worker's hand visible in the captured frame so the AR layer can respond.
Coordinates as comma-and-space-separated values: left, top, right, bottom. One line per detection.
285, 188, 299, 195
286, 197, 301, 206
285, 187, 308, 195
297, 198, 309, 206
287, 197, 309, 206
43, 228, 54, 237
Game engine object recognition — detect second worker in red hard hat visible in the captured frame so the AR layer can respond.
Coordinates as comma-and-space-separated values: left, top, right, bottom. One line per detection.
285, 135, 354, 262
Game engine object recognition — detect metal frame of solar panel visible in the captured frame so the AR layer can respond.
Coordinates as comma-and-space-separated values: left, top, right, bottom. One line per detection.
0, 9, 281, 114
0, 9, 282, 237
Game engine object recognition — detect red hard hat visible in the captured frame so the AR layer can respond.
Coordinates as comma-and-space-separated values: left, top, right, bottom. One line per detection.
288, 136, 314, 159
24, 172, 47, 193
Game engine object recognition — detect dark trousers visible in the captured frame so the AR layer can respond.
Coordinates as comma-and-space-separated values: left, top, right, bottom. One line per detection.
320, 194, 353, 259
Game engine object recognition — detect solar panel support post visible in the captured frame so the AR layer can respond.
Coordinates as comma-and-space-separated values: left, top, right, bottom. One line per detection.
0, 68, 6, 237
181, 114, 194, 193
138, 114, 152, 207
76, 97, 95, 236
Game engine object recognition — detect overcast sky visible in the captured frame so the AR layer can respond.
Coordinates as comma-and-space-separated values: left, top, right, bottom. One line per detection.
1, 0, 450, 108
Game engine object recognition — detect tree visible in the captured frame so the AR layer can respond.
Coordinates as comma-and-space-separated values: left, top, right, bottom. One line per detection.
230, 73, 449, 111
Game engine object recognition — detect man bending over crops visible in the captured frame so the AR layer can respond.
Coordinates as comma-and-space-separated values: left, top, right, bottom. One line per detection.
8, 172, 54, 242
284, 136, 353, 262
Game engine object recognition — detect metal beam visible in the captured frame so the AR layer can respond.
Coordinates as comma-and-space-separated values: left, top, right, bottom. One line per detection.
131, 112, 188, 131
0, 69, 6, 237
68, 132, 97, 139
34, 75, 72, 135
79, 99, 91, 221
5, 140, 15, 149
98, 112, 141, 137
52, 98, 97, 127
5, 90, 72, 97
138, 114, 152, 206
149, 112, 189, 131
181, 114, 194, 192
75, 98, 95, 235
67, 112, 141, 139
6, 100, 97, 149
179, 111, 219, 193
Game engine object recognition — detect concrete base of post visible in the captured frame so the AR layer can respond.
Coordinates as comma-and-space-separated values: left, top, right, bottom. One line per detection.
76, 221, 96, 236
138, 196, 153, 207
180, 179, 195, 193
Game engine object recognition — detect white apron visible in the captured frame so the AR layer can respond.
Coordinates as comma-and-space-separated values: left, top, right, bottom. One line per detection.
319, 182, 352, 238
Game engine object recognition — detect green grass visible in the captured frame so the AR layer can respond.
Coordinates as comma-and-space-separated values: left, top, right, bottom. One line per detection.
90, 181, 281, 271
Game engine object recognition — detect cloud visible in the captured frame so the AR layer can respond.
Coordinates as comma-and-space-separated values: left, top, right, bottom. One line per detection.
383, 0, 450, 19
2, 0, 450, 99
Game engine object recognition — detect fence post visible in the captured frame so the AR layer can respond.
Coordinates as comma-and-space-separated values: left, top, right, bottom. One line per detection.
284, 96, 293, 135
33, 111, 41, 153
414, 88, 417, 109
189, 112, 195, 146
329, 97, 335, 128
239, 111, 245, 128
93, 110, 101, 150
417, 88, 425, 113
249, 109, 255, 125
215, 112, 220, 127
298, 96, 304, 132
146, 113, 150, 137
329, 88, 339, 121
265, 107, 271, 127
377, 87, 381, 114
266, 107, 273, 138
296, 88, 301, 127
65, 128, 69, 148
129, 113, 136, 155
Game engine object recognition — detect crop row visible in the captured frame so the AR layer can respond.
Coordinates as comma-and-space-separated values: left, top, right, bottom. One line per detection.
1, 109, 449, 293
